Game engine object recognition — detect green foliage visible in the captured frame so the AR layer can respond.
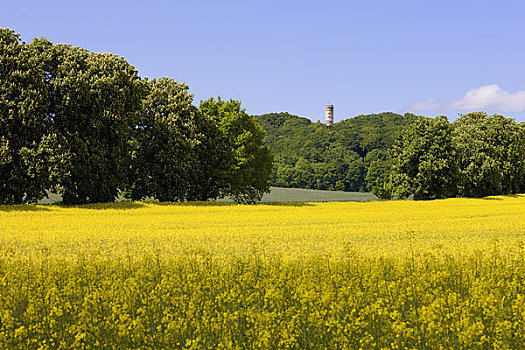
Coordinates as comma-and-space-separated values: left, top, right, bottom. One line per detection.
388, 112, 525, 200
0, 29, 56, 204
30, 39, 146, 204
453, 112, 525, 197
390, 115, 458, 199
129, 92, 273, 204
257, 112, 415, 192
260, 111, 525, 200
127, 78, 220, 202
200, 98, 273, 203
365, 149, 394, 199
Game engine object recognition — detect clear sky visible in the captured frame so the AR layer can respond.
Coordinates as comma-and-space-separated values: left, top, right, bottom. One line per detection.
2, 0, 525, 122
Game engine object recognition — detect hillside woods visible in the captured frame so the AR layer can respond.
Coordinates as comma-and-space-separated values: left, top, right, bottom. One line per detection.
257, 112, 414, 194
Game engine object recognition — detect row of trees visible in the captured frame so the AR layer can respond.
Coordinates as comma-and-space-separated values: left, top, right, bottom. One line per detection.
383, 112, 525, 199
0, 28, 272, 204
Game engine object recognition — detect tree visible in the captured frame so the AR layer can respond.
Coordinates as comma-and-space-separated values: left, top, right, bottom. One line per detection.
365, 149, 393, 199
390, 115, 458, 200
0, 29, 56, 204
127, 78, 220, 202
291, 157, 316, 189
453, 112, 525, 197
30, 40, 146, 204
200, 98, 273, 203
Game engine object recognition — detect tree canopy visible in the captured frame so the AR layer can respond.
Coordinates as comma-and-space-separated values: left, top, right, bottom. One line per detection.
387, 112, 525, 199
390, 115, 458, 200
30, 39, 147, 204
201, 98, 273, 203
453, 112, 525, 197
0, 29, 52, 204
259, 111, 525, 200
126, 78, 215, 202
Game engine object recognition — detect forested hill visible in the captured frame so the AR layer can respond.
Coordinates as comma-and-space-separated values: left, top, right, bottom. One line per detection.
257, 112, 417, 192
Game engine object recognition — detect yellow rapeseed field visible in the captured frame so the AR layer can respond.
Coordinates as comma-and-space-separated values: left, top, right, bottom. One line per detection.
1, 195, 525, 349
2, 195, 525, 260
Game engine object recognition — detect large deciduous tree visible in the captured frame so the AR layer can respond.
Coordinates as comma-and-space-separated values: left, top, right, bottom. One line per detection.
390, 115, 458, 199
0, 28, 57, 204
200, 98, 273, 203
453, 112, 525, 197
127, 78, 220, 202
29, 39, 146, 204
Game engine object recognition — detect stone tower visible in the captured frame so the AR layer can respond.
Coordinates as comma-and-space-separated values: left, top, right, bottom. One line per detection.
325, 105, 334, 126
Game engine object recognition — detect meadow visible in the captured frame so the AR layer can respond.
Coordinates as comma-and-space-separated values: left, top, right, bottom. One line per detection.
1, 196, 525, 348
38, 186, 378, 205
258, 187, 377, 203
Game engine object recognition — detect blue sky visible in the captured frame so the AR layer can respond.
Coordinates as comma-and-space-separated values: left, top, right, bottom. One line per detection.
2, 0, 525, 122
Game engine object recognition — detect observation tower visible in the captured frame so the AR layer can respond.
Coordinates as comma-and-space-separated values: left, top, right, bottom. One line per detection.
325, 105, 334, 126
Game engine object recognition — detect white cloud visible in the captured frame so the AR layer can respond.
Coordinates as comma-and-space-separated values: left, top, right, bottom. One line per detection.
450, 84, 525, 112
409, 98, 440, 111
409, 84, 525, 114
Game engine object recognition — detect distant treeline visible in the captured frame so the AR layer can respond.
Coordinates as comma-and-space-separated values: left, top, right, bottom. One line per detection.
258, 111, 525, 200
257, 112, 416, 193
0, 28, 272, 204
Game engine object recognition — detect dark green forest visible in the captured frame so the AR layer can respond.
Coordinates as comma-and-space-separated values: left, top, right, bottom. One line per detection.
257, 112, 416, 193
